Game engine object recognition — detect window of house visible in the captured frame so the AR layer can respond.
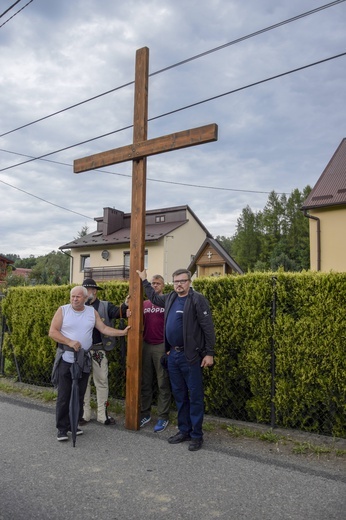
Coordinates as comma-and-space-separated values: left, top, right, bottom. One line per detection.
124, 250, 148, 269
155, 215, 165, 223
80, 255, 90, 271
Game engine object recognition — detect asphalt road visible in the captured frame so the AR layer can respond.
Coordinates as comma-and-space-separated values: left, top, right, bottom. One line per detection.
0, 394, 345, 520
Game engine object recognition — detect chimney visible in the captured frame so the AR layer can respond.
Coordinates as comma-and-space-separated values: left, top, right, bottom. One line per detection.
103, 208, 124, 235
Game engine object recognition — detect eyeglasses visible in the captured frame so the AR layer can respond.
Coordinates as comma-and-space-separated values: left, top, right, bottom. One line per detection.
173, 279, 190, 285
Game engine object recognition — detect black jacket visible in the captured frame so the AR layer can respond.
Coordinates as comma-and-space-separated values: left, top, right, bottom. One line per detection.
142, 279, 215, 364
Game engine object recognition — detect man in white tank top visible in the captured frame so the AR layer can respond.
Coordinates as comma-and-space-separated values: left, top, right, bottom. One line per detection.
49, 286, 130, 442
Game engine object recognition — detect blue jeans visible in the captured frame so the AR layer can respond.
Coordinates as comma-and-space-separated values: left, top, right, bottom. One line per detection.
167, 349, 204, 439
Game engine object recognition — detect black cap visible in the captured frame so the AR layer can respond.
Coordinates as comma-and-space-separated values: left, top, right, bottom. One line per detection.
82, 278, 103, 290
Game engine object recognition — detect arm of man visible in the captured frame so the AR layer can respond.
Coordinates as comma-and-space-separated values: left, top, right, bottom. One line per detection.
48, 307, 81, 351
194, 294, 216, 368
201, 355, 214, 368
136, 269, 167, 307
94, 310, 130, 336
107, 299, 129, 320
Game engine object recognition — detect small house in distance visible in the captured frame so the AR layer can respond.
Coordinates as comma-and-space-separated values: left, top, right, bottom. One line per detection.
188, 237, 243, 277
0, 254, 14, 285
60, 205, 243, 284
302, 138, 346, 272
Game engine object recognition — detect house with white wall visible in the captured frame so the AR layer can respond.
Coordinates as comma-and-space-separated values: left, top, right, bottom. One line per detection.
60, 205, 243, 283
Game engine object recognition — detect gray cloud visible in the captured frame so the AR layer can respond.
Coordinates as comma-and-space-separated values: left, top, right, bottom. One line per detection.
0, 0, 345, 256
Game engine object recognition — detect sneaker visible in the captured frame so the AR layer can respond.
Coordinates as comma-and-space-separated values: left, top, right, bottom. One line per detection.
140, 415, 151, 428
57, 431, 68, 441
67, 428, 83, 436
153, 419, 169, 432
79, 418, 89, 426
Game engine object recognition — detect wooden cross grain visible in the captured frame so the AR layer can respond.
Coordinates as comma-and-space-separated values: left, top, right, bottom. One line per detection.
74, 47, 218, 430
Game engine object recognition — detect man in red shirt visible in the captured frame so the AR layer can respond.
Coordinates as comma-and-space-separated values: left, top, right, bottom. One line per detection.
140, 275, 171, 432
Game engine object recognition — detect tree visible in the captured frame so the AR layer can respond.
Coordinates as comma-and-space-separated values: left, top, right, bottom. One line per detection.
215, 236, 233, 254
74, 225, 89, 239
29, 251, 70, 285
220, 187, 311, 272
4, 274, 30, 287
229, 206, 262, 272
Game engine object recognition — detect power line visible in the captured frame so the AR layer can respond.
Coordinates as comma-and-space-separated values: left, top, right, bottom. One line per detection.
1, 50, 345, 174
0, 0, 344, 138
150, 0, 346, 77
0, 0, 22, 19
150, 51, 346, 122
0, 0, 33, 29
0, 177, 94, 220
0, 2, 343, 221
0, 149, 289, 198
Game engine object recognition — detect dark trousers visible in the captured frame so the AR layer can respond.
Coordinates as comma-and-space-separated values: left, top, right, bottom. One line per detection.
167, 349, 204, 439
141, 341, 171, 420
56, 360, 89, 432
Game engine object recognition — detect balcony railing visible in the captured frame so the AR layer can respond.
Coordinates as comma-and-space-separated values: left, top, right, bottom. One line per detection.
84, 265, 130, 281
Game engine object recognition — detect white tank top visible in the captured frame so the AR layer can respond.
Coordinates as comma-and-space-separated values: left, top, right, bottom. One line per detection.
60, 304, 95, 363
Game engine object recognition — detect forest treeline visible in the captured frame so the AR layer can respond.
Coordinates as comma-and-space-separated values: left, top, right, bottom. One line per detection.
217, 186, 312, 272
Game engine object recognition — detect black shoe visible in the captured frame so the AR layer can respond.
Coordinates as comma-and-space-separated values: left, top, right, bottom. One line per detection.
188, 438, 204, 451
168, 432, 191, 444
79, 419, 89, 426
104, 417, 116, 425
57, 431, 68, 441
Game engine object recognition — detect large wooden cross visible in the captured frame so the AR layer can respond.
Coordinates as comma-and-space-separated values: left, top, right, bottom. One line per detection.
74, 47, 218, 430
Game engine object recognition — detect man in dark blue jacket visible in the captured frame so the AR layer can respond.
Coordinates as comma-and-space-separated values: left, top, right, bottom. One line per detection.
137, 268, 215, 451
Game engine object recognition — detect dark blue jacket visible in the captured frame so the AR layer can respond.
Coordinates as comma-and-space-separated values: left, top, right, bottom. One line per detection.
142, 280, 215, 364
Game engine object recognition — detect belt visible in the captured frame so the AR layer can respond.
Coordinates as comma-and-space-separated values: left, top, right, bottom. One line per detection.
172, 346, 184, 352
92, 343, 103, 350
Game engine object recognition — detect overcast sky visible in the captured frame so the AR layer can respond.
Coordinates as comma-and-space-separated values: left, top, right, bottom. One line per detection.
1, 0, 345, 258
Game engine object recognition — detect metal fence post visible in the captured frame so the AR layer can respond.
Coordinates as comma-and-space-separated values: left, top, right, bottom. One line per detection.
270, 277, 277, 429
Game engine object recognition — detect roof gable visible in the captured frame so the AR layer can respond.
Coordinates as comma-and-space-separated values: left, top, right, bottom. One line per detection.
0, 254, 14, 265
188, 238, 244, 275
302, 138, 346, 210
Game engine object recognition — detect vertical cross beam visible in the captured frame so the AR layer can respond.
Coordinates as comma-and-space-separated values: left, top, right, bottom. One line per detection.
125, 47, 149, 430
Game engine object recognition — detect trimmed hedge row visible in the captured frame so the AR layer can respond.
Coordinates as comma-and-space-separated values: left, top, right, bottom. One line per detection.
1, 272, 345, 437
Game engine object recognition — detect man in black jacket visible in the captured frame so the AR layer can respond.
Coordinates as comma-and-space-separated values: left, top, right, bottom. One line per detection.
137, 268, 215, 451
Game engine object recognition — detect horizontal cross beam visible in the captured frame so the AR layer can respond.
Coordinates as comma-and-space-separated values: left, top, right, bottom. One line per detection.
74, 123, 218, 173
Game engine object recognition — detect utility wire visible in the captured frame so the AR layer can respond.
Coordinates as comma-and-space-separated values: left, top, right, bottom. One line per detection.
0, 2, 343, 219
150, 0, 346, 77
150, 51, 346, 121
0, 149, 288, 198
0, 150, 289, 195
0, 0, 344, 138
0, 0, 22, 19
0, 0, 33, 29
0, 177, 94, 220
1, 50, 345, 175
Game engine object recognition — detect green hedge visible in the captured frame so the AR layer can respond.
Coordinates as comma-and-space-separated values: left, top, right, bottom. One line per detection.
1, 283, 129, 387
194, 272, 346, 437
1, 273, 345, 437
